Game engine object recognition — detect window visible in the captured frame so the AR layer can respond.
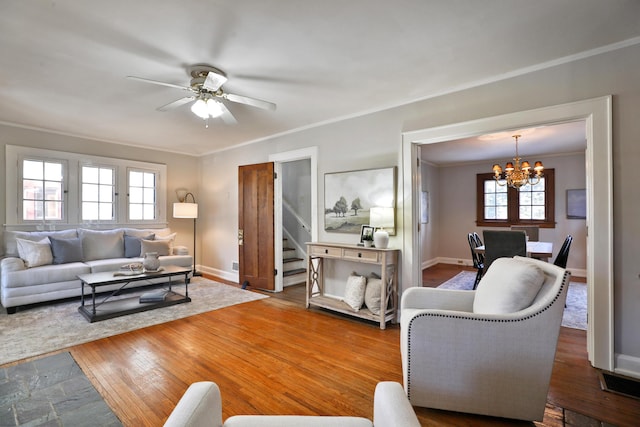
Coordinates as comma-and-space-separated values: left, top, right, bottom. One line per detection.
476, 169, 555, 227
21, 159, 65, 221
81, 165, 115, 221
6, 145, 166, 226
128, 169, 157, 221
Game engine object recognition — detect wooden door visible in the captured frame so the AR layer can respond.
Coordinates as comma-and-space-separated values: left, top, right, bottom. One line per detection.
238, 162, 275, 291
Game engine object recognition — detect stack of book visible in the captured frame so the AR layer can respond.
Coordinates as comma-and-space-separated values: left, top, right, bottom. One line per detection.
139, 290, 169, 303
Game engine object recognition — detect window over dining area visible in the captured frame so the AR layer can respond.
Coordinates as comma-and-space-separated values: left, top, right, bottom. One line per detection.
476, 169, 555, 228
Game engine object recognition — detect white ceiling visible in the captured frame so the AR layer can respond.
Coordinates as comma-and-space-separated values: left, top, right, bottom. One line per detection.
1, 1, 639, 156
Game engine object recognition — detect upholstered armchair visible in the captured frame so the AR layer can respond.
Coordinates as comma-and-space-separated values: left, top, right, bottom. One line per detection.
400, 256, 570, 422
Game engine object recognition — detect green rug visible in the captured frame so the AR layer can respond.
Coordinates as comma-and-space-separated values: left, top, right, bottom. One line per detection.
0, 278, 268, 366
0, 352, 121, 426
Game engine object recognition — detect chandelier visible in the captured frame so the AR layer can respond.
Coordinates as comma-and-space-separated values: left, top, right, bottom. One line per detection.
492, 134, 544, 189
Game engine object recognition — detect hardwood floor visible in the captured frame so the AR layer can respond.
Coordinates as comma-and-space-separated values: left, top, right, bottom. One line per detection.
6, 270, 639, 426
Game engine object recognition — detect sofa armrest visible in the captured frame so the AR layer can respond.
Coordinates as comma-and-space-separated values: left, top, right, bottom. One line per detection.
373, 382, 420, 427
401, 287, 475, 311
164, 382, 223, 427
1, 257, 26, 279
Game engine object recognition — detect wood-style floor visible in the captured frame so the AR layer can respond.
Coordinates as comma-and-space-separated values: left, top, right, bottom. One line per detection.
5, 266, 640, 426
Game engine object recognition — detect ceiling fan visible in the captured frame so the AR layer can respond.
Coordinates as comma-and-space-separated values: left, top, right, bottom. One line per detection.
127, 64, 276, 125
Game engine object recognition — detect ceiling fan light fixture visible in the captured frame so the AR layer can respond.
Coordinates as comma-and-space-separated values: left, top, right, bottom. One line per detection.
206, 98, 224, 118
191, 98, 209, 119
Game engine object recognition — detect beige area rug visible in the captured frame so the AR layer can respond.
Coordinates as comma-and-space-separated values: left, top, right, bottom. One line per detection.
0, 278, 268, 366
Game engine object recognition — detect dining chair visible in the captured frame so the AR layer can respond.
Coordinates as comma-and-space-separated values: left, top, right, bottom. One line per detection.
467, 233, 484, 289
553, 235, 573, 268
510, 225, 539, 241
482, 230, 527, 272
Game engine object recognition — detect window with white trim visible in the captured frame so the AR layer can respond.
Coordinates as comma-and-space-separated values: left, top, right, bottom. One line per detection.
5, 145, 167, 227
81, 165, 116, 221
128, 169, 157, 221
21, 158, 66, 222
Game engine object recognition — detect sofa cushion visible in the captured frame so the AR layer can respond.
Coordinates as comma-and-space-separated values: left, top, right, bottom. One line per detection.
79, 229, 125, 261
473, 257, 545, 314
49, 237, 84, 265
343, 273, 366, 311
140, 239, 171, 257
4, 229, 77, 258
16, 238, 53, 268
124, 233, 155, 257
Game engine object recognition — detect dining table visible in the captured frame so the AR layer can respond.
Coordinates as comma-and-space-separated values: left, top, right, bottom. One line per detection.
475, 241, 553, 261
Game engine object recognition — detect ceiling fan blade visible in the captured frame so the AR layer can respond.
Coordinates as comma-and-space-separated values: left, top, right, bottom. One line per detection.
225, 93, 276, 111
219, 103, 238, 125
127, 76, 193, 92
203, 71, 228, 91
157, 96, 195, 111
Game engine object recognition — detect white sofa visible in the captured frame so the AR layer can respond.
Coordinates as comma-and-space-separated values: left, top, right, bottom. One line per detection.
400, 256, 570, 422
163, 381, 421, 427
1, 227, 192, 313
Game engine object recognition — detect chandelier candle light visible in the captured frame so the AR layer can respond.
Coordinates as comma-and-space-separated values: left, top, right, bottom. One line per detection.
173, 192, 201, 276
492, 134, 544, 190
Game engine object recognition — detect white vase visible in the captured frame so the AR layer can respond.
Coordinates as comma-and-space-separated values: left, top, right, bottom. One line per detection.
373, 229, 389, 249
143, 252, 160, 271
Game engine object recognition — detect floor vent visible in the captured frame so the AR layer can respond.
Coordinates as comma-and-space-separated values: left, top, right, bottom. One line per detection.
599, 371, 640, 400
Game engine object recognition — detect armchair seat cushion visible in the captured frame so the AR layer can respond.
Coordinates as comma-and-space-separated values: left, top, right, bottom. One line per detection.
473, 257, 545, 314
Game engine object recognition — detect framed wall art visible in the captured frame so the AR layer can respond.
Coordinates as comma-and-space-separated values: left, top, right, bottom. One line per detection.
324, 166, 396, 234
566, 189, 586, 219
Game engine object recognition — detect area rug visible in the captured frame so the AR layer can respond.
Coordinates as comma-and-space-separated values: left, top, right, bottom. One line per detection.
0, 352, 121, 426
0, 278, 268, 366
437, 271, 587, 330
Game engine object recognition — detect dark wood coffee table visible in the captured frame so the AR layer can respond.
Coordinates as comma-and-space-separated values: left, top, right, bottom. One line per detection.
78, 265, 192, 322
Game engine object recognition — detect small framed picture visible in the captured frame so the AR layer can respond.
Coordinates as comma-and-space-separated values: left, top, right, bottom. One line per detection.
360, 225, 375, 244
566, 189, 586, 219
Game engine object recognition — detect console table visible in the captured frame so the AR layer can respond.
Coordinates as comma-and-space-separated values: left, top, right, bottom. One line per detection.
306, 242, 399, 329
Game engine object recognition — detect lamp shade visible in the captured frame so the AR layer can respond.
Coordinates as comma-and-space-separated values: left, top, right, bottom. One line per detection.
369, 207, 394, 229
173, 202, 198, 219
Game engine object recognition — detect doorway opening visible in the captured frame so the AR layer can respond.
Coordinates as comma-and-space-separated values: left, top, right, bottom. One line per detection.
269, 147, 318, 294
402, 97, 613, 371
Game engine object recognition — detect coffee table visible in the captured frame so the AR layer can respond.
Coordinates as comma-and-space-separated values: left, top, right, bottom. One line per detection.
78, 265, 192, 322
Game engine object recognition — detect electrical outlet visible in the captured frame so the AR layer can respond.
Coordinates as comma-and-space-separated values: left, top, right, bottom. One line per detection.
232, 261, 239, 271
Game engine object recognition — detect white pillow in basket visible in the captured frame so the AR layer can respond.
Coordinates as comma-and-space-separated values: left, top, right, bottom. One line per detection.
473, 257, 545, 314
343, 273, 366, 311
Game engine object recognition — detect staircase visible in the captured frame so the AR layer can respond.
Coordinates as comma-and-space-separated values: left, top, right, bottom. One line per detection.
283, 238, 307, 287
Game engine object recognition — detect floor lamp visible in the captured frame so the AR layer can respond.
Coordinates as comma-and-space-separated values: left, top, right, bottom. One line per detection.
173, 192, 201, 276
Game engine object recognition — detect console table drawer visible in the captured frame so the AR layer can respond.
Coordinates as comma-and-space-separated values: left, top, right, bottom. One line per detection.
342, 249, 380, 263
310, 245, 342, 258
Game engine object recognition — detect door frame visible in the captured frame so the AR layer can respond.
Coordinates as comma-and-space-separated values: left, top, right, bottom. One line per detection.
401, 96, 613, 371
269, 147, 319, 292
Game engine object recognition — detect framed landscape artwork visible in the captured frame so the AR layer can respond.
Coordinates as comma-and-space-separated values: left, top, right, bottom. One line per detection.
324, 166, 396, 234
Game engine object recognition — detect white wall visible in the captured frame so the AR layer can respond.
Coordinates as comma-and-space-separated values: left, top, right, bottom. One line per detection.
197, 42, 640, 373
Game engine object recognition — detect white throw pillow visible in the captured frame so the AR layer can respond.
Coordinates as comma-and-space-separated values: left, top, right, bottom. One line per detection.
473, 257, 545, 314
364, 276, 383, 315
16, 237, 53, 268
343, 273, 366, 311
155, 232, 177, 250
140, 239, 171, 257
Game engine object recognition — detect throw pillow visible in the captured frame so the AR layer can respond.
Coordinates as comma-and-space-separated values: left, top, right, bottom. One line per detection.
140, 239, 171, 257
343, 273, 366, 311
79, 229, 125, 261
49, 237, 84, 264
364, 275, 383, 315
16, 237, 53, 268
473, 257, 546, 314
155, 232, 177, 251
124, 234, 155, 258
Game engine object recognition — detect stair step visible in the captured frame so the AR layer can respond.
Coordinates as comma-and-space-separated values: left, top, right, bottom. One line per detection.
283, 257, 304, 264
283, 268, 306, 277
